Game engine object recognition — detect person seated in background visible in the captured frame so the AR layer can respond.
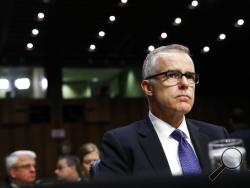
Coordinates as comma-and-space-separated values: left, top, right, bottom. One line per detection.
94, 44, 229, 178
54, 155, 83, 182
229, 108, 249, 133
4, 150, 37, 188
229, 107, 250, 168
79, 142, 100, 180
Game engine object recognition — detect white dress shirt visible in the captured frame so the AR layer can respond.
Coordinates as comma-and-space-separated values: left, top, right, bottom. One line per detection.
149, 111, 198, 176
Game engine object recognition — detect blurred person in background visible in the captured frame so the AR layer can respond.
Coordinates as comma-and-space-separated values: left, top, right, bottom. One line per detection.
4, 150, 37, 188
229, 107, 250, 168
79, 142, 100, 180
54, 155, 83, 182
229, 107, 249, 133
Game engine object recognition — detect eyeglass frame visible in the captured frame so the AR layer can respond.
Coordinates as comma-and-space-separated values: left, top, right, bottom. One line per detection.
13, 164, 37, 170
55, 165, 69, 171
145, 70, 199, 85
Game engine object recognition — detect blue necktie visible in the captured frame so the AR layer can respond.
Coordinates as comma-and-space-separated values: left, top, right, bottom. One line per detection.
171, 129, 202, 175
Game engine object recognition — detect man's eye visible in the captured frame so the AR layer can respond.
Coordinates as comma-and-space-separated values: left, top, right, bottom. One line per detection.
166, 72, 179, 78
185, 73, 195, 80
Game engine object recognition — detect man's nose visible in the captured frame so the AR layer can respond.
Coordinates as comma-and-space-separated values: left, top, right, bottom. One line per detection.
30, 166, 36, 172
178, 76, 189, 86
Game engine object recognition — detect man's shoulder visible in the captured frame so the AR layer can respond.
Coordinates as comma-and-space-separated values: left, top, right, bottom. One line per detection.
104, 119, 148, 137
110, 119, 147, 131
187, 118, 225, 131
187, 118, 229, 139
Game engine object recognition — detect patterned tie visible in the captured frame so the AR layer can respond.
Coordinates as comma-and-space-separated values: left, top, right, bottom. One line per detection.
171, 129, 202, 175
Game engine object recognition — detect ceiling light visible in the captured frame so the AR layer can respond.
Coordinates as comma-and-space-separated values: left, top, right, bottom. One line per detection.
41, 78, 48, 90
37, 12, 45, 21
234, 19, 244, 27
89, 44, 96, 52
201, 46, 210, 53
148, 45, 155, 52
218, 33, 226, 41
189, 0, 199, 9
0, 79, 10, 90
32, 28, 39, 36
14, 78, 30, 90
98, 31, 105, 38
173, 17, 182, 26
160, 32, 168, 39
109, 15, 116, 22
121, 0, 128, 4
26, 43, 34, 50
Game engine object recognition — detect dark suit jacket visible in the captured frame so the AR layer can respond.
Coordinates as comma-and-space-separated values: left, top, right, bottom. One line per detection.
97, 117, 229, 177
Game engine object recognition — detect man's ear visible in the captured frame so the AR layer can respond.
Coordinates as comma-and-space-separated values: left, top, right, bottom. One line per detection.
9, 168, 16, 179
141, 80, 153, 96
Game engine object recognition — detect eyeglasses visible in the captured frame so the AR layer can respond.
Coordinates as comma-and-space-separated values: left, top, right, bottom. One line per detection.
55, 165, 68, 171
14, 164, 36, 170
145, 70, 199, 85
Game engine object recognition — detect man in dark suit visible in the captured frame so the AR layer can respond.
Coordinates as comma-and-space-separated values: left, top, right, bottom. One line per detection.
96, 44, 229, 177
54, 155, 84, 182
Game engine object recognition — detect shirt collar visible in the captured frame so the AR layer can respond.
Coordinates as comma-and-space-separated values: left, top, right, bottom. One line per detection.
10, 182, 20, 188
148, 111, 190, 139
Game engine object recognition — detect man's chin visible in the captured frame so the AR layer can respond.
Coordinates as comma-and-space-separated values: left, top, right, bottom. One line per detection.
176, 104, 192, 114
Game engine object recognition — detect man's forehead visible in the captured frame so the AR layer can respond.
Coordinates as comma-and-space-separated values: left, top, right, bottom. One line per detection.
16, 155, 35, 163
58, 158, 67, 164
155, 52, 193, 67
156, 51, 191, 60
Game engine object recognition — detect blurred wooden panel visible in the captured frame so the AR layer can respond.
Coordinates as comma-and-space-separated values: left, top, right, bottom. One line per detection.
44, 126, 58, 178
84, 99, 111, 123
29, 124, 47, 177
0, 100, 29, 124
0, 127, 11, 177
11, 126, 29, 149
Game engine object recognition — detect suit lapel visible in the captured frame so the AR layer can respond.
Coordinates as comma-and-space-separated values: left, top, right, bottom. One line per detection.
137, 118, 171, 176
187, 119, 211, 172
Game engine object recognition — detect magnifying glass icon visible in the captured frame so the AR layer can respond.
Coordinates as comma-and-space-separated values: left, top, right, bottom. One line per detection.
209, 147, 242, 181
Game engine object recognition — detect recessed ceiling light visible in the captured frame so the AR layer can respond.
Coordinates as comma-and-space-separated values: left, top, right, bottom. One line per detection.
234, 19, 244, 27
98, 31, 105, 38
160, 32, 168, 39
218, 33, 226, 41
32, 28, 39, 36
26, 43, 34, 50
109, 15, 116, 22
37, 12, 45, 21
89, 44, 96, 52
121, 0, 128, 4
148, 45, 155, 52
189, 0, 199, 9
201, 46, 210, 53
173, 17, 182, 26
